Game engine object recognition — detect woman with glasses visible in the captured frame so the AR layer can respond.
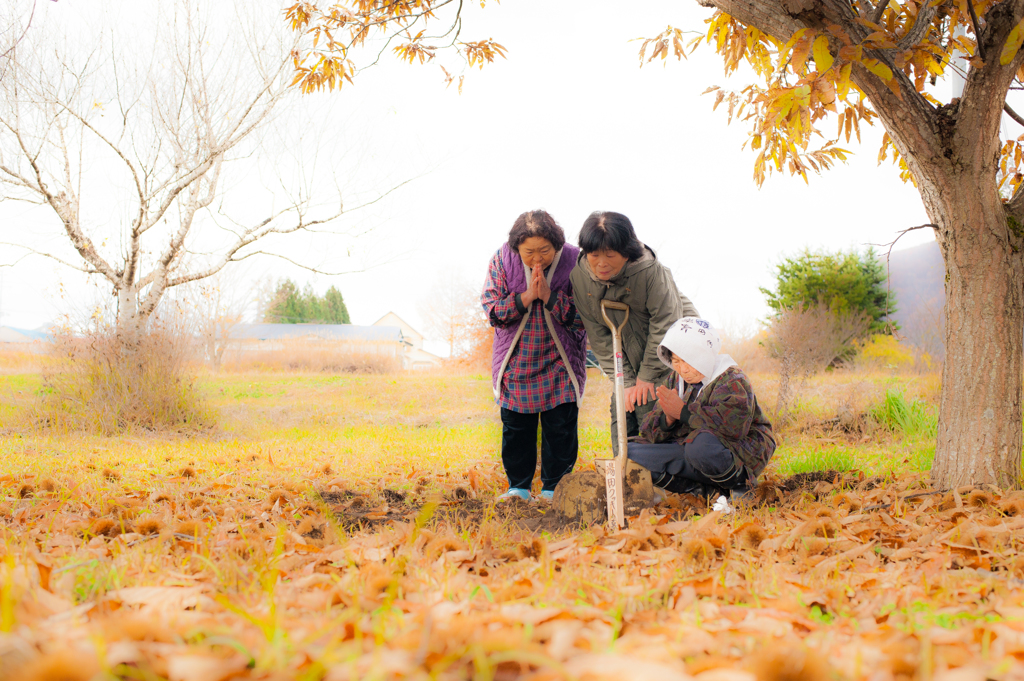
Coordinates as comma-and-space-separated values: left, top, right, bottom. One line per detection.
482, 210, 588, 502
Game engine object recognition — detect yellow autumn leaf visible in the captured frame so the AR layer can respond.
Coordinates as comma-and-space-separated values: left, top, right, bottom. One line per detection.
861, 58, 893, 82
1002, 17, 1024, 65
779, 27, 810, 64
812, 35, 834, 72
836, 63, 853, 99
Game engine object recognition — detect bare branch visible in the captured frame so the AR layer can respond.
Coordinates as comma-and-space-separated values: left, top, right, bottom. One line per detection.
869, 0, 889, 26
166, 249, 364, 289
0, 242, 104, 274
222, 250, 366, 276
896, 3, 938, 51
2, 107, 121, 285
0, 0, 35, 62
867, 223, 939, 339
967, 0, 985, 62
0, 251, 32, 268
1006, 102, 1024, 128
52, 102, 146, 227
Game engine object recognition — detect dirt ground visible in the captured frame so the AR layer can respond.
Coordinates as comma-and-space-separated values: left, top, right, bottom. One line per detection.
321, 469, 879, 535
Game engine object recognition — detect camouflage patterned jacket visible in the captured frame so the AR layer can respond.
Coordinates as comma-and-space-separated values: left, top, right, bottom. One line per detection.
638, 367, 776, 481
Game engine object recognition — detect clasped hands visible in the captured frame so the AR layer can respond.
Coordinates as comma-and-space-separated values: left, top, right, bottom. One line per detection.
623, 379, 685, 424
519, 263, 551, 307
654, 385, 686, 424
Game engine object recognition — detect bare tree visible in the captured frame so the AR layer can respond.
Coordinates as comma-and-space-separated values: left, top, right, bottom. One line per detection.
0, 1, 35, 81
0, 2, 375, 338
187, 270, 249, 372
763, 303, 871, 422
422, 272, 485, 358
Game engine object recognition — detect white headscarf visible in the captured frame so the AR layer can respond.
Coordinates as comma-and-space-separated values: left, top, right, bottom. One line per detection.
657, 317, 737, 389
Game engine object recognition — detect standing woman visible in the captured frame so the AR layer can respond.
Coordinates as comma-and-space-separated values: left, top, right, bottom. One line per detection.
569, 211, 699, 452
482, 210, 588, 501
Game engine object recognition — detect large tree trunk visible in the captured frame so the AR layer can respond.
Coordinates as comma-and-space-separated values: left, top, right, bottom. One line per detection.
925, 177, 1024, 488
115, 284, 148, 343
693, 0, 1024, 489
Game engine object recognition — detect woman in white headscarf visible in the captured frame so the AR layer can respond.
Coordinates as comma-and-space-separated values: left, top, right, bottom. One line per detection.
627, 317, 776, 499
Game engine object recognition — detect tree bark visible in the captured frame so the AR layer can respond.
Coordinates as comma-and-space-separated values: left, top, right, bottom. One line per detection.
698, 0, 1024, 489
926, 180, 1024, 488
116, 285, 141, 340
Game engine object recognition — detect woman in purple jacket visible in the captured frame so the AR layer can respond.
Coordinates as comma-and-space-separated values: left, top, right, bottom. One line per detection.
481, 211, 588, 502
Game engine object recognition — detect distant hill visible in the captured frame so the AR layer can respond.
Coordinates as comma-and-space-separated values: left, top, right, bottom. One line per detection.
0, 325, 53, 343
885, 240, 944, 357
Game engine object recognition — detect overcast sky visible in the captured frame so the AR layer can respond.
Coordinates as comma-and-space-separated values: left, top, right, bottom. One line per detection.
0, 0, 943, 355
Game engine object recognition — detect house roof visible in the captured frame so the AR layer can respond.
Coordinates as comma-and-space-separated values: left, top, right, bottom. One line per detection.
231, 323, 405, 343
372, 312, 423, 336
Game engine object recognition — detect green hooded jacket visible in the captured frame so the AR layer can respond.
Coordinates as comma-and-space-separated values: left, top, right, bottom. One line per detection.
570, 246, 699, 388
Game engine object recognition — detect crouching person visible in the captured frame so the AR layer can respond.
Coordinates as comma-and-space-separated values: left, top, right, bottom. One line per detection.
627, 317, 775, 499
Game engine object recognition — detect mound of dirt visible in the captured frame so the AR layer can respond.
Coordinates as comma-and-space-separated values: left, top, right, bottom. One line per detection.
552, 461, 653, 526
778, 470, 844, 492
314, 487, 584, 532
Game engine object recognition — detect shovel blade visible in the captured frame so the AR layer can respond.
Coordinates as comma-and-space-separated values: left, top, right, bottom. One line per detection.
597, 458, 625, 529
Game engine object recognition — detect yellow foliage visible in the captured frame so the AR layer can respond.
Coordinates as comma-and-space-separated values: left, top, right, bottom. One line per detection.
856, 334, 932, 371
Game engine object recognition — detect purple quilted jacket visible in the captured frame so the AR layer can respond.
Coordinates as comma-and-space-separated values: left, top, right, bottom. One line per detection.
489, 243, 588, 400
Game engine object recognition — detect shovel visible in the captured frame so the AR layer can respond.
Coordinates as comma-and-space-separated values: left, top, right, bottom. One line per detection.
595, 299, 630, 530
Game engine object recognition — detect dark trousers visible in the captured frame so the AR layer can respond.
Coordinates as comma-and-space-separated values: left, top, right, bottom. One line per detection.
500, 402, 579, 492
627, 432, 746, 490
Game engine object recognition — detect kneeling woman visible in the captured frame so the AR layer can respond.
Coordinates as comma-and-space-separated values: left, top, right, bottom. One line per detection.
628, 318, 775, 498
482, 210, 588, 501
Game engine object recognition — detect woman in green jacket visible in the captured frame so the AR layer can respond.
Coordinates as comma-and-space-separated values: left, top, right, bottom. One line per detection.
569, 211, 699, 452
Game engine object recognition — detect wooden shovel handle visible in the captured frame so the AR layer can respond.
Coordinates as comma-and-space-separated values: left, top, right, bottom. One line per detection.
600, 300, 629, 335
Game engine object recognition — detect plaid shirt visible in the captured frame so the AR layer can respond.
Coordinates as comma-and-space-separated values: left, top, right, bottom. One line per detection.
483, 251, 585, 413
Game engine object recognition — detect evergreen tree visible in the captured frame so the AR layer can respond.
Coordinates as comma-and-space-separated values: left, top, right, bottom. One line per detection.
760, 248, 897, 335
264, 279, 351, 324
301, 284, 322, 324
322, 286, 351, 324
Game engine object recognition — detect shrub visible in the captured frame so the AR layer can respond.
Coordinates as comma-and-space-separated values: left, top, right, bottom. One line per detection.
447, 323, 493, 372
855, 334, 935, 372
719, 329, 775, 374
762, 303, 871, 421
34, 325, 214, 434
0, 346, 49, 373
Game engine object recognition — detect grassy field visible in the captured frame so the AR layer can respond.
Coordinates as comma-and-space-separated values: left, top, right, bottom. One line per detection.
2, 367, 1023, 681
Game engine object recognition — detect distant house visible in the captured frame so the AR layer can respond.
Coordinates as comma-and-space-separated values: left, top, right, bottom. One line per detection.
372, 312, 443, 370
230, 323, 406, 363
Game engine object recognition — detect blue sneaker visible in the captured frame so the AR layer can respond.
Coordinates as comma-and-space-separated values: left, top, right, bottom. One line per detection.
538, 490, 554, 502
497, 488, 532, 502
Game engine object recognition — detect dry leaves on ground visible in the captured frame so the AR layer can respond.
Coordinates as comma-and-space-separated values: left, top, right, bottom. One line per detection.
2, 466, 1024, 680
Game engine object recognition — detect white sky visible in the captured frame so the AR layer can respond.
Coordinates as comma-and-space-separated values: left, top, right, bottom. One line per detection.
0, 0, 941, 355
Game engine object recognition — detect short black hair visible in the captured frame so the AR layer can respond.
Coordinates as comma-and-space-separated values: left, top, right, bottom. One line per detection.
578, 211, 645, 260
507, 210, 566, 252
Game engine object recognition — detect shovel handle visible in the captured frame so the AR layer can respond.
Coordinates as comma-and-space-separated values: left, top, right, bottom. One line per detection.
600, 300, 629, 334
600, 299, 630, 530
